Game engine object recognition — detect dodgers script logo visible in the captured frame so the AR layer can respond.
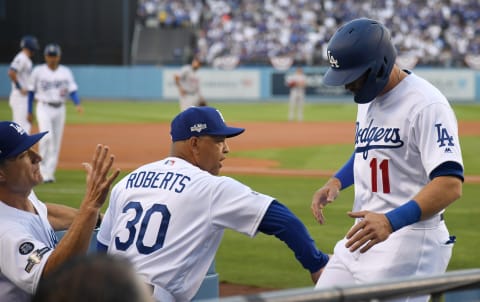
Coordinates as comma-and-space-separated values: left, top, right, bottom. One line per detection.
355, 119, 404, 159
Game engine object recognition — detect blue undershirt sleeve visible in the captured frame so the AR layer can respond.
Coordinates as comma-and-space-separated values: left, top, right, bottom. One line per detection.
258, 200, 329, 272
28, 91, 35, 114
69, 91, 81, 106
429, 161, 464, 182
333, 152, 355, 189
96, 241, 108, 252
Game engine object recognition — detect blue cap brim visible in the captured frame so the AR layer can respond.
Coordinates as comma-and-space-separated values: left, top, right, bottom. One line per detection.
210, 127, 245, 138
6, 131, 48, 159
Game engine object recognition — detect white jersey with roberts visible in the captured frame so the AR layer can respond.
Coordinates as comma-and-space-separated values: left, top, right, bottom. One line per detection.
97, 157, 273, 301
9, 51, 33, 93
0, 192, 57, 302
353, 72, 463, 214
27, 64, 78, 103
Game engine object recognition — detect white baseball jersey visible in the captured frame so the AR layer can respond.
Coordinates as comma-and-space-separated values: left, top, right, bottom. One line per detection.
97, 157, 273, 301
8, 51, 34, 133
9, 51, 32, 92
27, 64, 78, 181
316, 72, 463, 301
28, 64, 78, 104
352, 72, 463, 213
0, 192, 57, 302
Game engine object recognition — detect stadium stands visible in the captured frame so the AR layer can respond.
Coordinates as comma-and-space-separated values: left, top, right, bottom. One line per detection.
136, 0, 480, 68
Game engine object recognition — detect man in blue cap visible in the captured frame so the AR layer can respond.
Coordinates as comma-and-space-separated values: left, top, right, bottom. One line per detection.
0, 121, 119, 301
97, 106, 329, 302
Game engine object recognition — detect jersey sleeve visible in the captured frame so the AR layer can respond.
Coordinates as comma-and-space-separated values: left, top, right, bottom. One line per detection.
9, 54, 25, 74
96, 186, 119, 247
209, 177, 274, 237
0, 231, 53, 294
66, 68, 78, 92
413, 102, 464, 177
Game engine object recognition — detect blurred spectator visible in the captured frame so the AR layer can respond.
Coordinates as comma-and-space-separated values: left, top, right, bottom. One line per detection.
137, 0, 480, 68
32, 254, 153, 302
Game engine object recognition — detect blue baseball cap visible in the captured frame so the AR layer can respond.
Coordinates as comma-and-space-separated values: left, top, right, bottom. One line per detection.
170, 107, 245, 142
0, 122, 48, 161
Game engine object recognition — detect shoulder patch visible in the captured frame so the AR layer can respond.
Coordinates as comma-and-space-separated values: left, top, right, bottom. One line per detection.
19, 242, 35, 255
25, 247, 51, 273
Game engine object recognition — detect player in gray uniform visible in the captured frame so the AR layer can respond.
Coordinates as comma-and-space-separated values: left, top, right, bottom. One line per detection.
285, 67, 307, 122
97, 106, 329, 302
7, 35, 39, 134
174, 56, 206, 111
27, 43, 84, 183
311, 19, 463, 302
0, 121, 119, 302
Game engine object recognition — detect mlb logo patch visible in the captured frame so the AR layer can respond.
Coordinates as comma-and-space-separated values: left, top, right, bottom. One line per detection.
165, 160, 175, 166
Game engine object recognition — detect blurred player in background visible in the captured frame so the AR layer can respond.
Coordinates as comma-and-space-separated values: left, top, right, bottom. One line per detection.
285, 67, 306, 122
0, 122, 119, 302
7, 35, 39, 134
174, 56, 206, 111
311, 18, 463, 302
27, 43, 84, 183
97, 106, 329, 302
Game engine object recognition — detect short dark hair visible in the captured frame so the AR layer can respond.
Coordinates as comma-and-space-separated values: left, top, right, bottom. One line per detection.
32, 254, 151, 302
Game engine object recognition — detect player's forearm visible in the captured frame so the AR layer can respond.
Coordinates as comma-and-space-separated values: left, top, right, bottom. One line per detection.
8, 69, 22, 89
259, 201, 329, 272
42, 206, 99, 276
413, 176, 463, 220
46, 203, 78, 231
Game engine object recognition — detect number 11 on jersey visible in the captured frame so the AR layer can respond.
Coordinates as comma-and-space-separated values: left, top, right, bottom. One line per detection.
369, 158, 390, 193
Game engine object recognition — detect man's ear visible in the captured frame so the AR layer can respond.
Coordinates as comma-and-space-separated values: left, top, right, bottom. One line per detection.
189, 137, 201, 154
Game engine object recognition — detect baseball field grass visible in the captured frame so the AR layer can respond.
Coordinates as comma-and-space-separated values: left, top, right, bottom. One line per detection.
1, 99, 479, 290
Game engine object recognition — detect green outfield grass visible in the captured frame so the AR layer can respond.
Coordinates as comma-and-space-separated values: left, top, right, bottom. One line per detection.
1, 99, 480, 290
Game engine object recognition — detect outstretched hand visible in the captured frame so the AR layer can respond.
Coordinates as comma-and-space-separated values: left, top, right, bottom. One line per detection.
345, 211, 393, 253
311, 178, 341, 224
81, 144, 120, 210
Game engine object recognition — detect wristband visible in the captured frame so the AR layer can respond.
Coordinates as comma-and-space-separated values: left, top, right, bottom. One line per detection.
385, 200, 422, 232
15, 82, 22, 90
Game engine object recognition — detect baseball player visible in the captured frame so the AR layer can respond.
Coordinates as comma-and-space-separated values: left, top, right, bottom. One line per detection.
285, 67, 307, 121
0, 121, 119, 302
27, 43, 84, 183
7, 35, 39, 134
97, 106, 329, 302
174, 56, 206, 111
311, 18, 463, 302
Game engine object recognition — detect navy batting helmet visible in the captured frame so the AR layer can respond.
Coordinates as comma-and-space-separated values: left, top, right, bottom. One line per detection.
20, 35, 39, 52
323, 18, 397, 104
44, 43, 62, 57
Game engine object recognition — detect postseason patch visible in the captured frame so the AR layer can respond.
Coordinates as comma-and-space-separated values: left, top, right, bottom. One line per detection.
19, 242, 35, 255
25, 247, 51, 273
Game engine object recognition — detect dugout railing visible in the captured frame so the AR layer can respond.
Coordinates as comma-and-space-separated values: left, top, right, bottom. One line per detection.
207, 268, 480, 302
